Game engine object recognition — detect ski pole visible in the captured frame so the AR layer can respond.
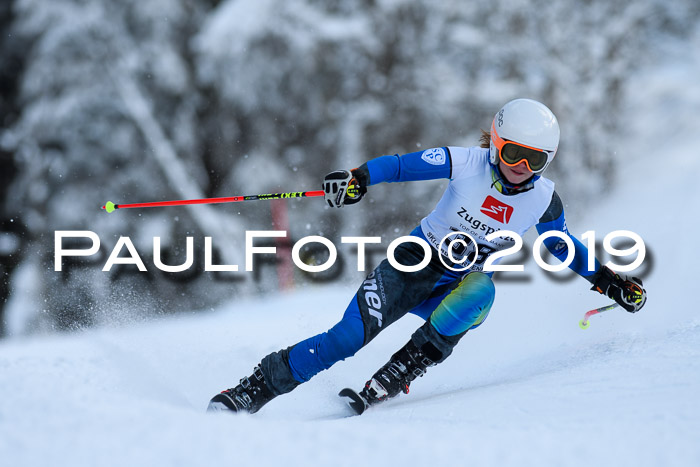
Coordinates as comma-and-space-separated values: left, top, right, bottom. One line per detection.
578, 303, 620, 330
101, 190, 326, 213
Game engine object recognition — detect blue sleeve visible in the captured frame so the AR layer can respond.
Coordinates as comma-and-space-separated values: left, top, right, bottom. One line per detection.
365, 147, 452, 186
536, 211, 601, 280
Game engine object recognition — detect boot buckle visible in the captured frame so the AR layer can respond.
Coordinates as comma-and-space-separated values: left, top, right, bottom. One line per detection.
421, 357, 435, 367
240, 376, 251, 389
253, 366, 265, 381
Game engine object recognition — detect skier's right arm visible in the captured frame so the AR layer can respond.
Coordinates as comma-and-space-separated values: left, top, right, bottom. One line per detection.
362, 147, 453, 185
324, 147, 454, 208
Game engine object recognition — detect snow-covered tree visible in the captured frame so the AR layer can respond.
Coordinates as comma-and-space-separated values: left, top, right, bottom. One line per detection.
5, 0, 236, 333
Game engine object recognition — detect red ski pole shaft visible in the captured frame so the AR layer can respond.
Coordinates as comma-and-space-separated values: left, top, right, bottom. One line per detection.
101, 190, 325, 213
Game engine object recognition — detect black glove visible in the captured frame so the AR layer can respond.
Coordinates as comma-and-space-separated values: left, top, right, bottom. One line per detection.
591, 266, 647, 312
323, 166, 368, 208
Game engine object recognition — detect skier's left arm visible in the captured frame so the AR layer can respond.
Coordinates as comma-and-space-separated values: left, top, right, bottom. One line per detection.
535, 191, 647, 312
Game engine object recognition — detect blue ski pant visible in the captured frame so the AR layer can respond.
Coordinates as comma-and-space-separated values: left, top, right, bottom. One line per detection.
285, 240, 496, 384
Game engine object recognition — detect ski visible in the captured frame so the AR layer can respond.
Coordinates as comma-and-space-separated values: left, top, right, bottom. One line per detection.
338, 388, 370, 415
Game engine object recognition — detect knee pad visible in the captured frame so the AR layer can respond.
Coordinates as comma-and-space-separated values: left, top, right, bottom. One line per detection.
409, 272, 495, 363
428, 272, 495, 337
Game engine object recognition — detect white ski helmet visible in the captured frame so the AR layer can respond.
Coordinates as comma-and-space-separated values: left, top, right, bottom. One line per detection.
489, 98, 560, 174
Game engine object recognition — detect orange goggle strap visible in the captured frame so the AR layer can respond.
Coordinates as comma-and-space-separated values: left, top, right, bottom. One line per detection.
491, 124, 553, 173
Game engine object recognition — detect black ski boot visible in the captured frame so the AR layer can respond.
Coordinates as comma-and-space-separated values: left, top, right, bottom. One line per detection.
207, 365, 276, 414
360, 340, 438, 407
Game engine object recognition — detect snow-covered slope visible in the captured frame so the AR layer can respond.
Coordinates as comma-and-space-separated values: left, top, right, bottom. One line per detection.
3, 37, 700, 467
2, 284, 697, 467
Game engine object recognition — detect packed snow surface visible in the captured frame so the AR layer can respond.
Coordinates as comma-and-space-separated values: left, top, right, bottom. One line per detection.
2, 275, 699, 466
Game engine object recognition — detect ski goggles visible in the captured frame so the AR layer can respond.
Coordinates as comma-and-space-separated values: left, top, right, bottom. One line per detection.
491, 125, 554, 173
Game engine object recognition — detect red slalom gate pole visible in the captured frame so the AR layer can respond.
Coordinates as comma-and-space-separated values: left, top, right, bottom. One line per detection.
101, 190, 326, 213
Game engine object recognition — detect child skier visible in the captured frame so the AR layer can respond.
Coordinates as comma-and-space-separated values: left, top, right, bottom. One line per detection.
207, 98, 647, 414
